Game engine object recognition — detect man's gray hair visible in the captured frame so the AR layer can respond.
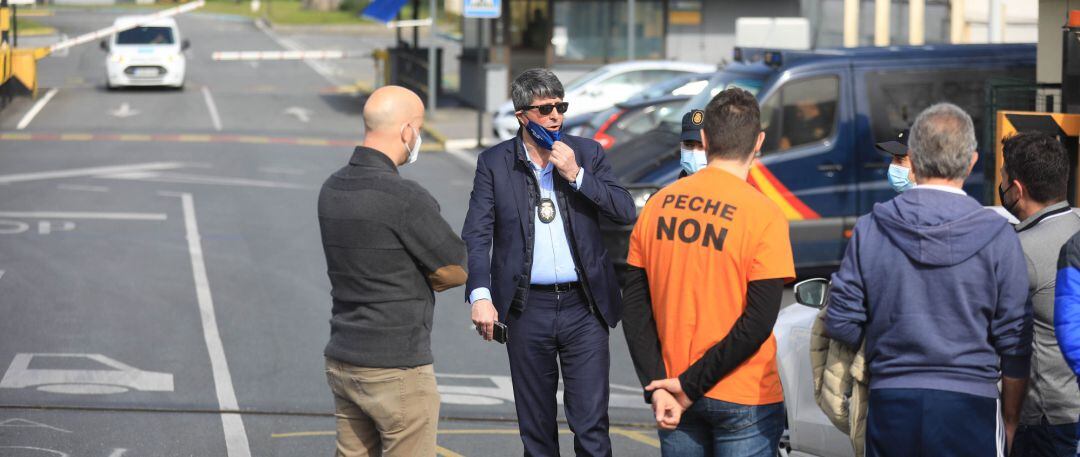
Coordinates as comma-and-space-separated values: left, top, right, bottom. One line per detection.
511, 69, 564, 111
908, 103, 978, 181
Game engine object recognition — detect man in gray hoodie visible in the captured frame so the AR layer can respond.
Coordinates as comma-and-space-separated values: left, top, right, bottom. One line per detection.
825, 103, 1032, 457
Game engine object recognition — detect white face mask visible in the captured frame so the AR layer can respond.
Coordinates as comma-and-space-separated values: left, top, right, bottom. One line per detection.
401, 124, 421, 165
680, 148, 707, 175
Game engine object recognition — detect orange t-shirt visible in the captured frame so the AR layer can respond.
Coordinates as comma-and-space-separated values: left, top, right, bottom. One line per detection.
626, 166, 795, 405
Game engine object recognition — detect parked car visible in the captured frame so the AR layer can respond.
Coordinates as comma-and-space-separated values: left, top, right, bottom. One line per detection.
102, 16, 190, 89
601, 43, 1036, 276
491, 60, 717, 139
566, 71, 711, 138
591, 95, 690, 149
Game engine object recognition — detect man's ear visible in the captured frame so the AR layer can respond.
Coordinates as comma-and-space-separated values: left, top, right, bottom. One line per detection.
754, 131, 766, 155
967, 151, 979, 176
699, 129, 709, 154
515, 111, 528, 127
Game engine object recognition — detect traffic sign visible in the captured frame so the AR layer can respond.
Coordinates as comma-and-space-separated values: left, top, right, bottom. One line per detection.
463, 0, 500, 19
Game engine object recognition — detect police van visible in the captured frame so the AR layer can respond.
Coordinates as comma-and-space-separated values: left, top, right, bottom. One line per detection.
603, 43, 1037, 275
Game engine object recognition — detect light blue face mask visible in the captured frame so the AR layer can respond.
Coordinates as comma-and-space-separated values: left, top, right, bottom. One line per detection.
887, 163, 914, 193
680, 148, 707, 175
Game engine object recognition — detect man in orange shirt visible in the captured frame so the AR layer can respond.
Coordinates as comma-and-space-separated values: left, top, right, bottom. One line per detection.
622, 87, 795, 456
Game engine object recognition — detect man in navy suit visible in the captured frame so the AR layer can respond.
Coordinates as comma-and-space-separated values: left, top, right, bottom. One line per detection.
462, 68, 635, 456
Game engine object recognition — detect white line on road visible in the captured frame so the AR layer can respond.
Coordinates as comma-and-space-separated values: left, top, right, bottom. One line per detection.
57, 184, 110, 193
162, 192, 252, 457
16, 88, 58, 130
0, 211, 166, 221
0, 162, 186, 185
253, 19, 342, 86
446, 148, 479, 168
201, 86, 223, 132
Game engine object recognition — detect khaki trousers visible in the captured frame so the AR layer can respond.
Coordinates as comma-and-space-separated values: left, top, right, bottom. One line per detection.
325, 357, 440, 457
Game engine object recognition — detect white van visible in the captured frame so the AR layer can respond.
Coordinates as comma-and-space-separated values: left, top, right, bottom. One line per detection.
102, 16, 188, 89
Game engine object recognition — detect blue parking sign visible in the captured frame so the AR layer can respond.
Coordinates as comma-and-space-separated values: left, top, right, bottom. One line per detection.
464, 0, 501, 18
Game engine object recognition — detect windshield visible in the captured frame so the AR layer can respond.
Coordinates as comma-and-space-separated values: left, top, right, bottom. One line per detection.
659, 72, 766, 125
116, 26, 175, 45
563, 68, 610, 92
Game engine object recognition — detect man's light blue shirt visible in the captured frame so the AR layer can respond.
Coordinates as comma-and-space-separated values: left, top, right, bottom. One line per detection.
469, 141, 585, 304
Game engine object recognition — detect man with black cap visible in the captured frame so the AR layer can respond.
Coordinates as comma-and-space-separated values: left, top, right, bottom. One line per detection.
678, 109, 707, 178
875, 129, 916, 193
872, 129, 915, 194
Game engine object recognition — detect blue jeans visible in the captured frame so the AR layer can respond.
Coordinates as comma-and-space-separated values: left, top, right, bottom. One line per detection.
658, 398, 783, 457
1012, 416, 1078, 457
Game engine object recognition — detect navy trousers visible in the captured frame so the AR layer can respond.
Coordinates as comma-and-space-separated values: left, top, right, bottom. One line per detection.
866, 388, 1002, 457
506, 288, 611, 457
1013, 416, 1079, 457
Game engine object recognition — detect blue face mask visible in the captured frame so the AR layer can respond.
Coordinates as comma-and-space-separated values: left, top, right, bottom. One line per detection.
680, 148, 707, 175
524, 120, 561, 150
887, 163, 914, 193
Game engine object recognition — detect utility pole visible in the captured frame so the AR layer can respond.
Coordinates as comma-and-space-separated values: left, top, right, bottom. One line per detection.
843, 0, 859, 47
627, 0, 635, 60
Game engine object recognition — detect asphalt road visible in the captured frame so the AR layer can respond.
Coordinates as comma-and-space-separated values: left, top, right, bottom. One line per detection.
0, 10, 664, 457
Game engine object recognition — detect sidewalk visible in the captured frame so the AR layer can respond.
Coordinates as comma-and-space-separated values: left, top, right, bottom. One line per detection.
265, 19, 499, 153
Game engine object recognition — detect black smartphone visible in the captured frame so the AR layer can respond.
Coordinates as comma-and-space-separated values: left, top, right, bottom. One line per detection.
493, 322, 508, 344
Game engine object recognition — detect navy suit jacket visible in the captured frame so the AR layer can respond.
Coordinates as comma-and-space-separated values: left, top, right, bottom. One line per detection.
462, 134, 636, 327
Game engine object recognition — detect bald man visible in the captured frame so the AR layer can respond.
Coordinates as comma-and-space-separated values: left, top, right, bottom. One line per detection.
319, 86, 467, 457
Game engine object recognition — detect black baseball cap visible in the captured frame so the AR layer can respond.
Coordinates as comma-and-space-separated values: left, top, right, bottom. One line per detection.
681, 110, 705, 143
875, 129, 910, 157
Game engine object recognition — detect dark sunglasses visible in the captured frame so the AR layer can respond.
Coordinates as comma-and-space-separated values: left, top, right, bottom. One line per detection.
520, 102, 569, 115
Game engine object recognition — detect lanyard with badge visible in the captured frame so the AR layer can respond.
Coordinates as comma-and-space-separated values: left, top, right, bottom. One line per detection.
527, 142, 557, 224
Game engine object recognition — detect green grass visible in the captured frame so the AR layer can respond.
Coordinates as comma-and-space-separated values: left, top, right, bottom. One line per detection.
14, 17, 57, 36
47, 0, 461, 29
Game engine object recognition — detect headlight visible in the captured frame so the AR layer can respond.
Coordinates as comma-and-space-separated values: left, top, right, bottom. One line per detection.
629, 187, 659, 214
110, 54, 125, 64
166, 54, 178, 63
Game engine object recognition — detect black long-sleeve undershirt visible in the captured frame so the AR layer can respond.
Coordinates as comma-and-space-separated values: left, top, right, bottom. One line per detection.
622, 265, 785, 403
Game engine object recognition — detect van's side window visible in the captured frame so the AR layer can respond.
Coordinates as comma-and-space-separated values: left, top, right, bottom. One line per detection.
760, 76, 840, 154
864, 67, 1031, 147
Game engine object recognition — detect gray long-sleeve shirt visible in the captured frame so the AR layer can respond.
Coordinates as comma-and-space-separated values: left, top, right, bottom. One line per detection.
1016, 201, 1080, 426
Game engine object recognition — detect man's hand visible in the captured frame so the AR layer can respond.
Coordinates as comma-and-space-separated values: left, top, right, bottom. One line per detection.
550, 141, 581, 183
471, 299, 498, 341
645, 378, 692, 409
651, 388, 684, 430
1001, 375, 1027, 454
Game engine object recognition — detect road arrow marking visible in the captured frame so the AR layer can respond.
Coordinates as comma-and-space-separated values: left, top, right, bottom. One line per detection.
110, 103, 140, 118
284, 107, 311, 123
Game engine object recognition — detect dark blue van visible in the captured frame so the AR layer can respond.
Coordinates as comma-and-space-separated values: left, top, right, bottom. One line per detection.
603, 43, 1037, 275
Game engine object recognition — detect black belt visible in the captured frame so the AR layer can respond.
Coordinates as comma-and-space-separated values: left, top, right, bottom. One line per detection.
529, 282, 580, 293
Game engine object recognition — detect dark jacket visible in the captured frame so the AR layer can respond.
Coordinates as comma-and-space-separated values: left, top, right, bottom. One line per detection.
461, 135, 635, 326
825, 188, 1031, 399
319, 146, 467, 368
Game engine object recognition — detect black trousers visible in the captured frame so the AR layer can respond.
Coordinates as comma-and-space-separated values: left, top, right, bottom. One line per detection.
506, 288, 612, 457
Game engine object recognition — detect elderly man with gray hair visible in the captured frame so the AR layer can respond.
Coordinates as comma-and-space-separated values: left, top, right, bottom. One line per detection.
462, 68, 635, 456
825, 102, 1032, 456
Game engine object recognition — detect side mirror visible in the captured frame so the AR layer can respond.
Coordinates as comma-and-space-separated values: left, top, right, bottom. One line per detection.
100, 40, 109, 51
182, 39, 191, 51
794, 278, 830, 308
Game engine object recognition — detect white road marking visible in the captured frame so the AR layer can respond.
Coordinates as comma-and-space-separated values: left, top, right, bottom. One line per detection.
0, 211, 166, 221
0, 446, 68, 456
0, 270, 5, 281
253, 19, 343, 86
283, 106, 311, 123
0, 418, 72, 433
201, 86, 224, 131
58, 184, 110, 193
104, 171, 312, 190
161, 191, 252, 457
38, 221, 76, 234
16, 88, 59, 130
257, 166, 306, 175
109, 102, 139, 118
108, 449, 128, 457
0, 353, 174, 393
446, 148, 479, 168
0, 162, 186, 184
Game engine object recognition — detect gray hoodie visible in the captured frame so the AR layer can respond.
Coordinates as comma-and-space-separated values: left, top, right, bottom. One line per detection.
825, 187, 1032, 398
